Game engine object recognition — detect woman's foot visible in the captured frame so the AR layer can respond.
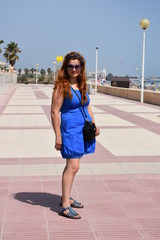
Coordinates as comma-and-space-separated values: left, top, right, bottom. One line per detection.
70, 197, 84, 208
60, 197, 84, 208
59, 206, 81, 219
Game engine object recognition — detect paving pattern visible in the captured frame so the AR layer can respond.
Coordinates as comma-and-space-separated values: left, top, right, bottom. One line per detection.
0, 84, 160, 240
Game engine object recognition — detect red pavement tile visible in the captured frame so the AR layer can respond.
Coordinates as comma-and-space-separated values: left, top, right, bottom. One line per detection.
42, 176, 62, 181
147, 192, 160, 204
111, 192, 155, 204
4, 205, 45, 221
42, 106, 52, 124
20, 157, 65, 165
9, 181, 42, 194
20, 157, 47, 165
48, 219, 96, 240
41, 182, 62, 203
116, 156, 160, 162
42, 180, 61, 192
124, 206, 160, 218
0, 207, 5, 221
44, 207, 61, 221
131, 174, 160, 180
44, 157, 64, 164
90, 218, 143, 240
101, 174, 131, 180
80, 192, 114, 203
7, 193, 45, 210
11, 176, 41, 182
34, 90, 49, 99
75, 179, 109, 195
0, 177, 10, 182
133, 218, 160, 240
2, 220, 48, 240
85, 201, 127, 219
120, 201, 160, 210
83, 153, 117, 163
75, 175, 102, 180
104, 179, 143, 192
13, 191, 45, 204
49, 231, 96, 240
134, 179, 160, 192
0, 182, 9, 222
0, 158, 20, 165
0, 182, 10, 195
0, 198, 7, 219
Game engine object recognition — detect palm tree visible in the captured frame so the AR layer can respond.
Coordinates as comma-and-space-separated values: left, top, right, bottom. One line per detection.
18, 68, 22, 75
0, 40, 4, 54
30, 68, 35, 75
24, 68, 29, 76
40, 69, 46, 76
47, 68, 52, 75
3, 42, 21, 67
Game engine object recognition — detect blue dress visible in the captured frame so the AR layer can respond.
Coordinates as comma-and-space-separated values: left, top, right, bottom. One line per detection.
60, 88, 95, 159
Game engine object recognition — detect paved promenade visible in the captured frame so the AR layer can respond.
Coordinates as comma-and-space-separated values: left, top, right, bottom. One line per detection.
0, 84, 160, 240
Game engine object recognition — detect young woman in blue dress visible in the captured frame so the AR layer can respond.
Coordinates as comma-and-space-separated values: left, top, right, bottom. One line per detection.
51, 52, 100, 219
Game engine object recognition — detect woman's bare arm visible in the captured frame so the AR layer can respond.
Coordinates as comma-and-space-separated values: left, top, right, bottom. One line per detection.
87, 105, 95, 124
51, 89, 64, 150
87, 104, 100, 137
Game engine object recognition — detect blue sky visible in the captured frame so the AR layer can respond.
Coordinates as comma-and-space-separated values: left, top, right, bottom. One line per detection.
0, 0, 160, 76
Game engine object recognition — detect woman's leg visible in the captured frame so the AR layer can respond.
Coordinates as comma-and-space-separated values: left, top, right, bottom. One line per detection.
62, 158, 80, 208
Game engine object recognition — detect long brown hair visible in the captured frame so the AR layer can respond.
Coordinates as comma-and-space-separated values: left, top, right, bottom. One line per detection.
54, 51, 87, 103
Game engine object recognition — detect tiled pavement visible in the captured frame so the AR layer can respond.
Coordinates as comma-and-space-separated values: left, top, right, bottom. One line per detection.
0, 84, 160, 240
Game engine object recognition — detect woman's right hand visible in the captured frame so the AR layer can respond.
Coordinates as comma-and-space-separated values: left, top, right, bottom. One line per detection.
55, 135, 62, 151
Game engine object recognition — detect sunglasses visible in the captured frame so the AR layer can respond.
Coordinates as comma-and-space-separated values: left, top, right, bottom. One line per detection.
67, 64, 81, 70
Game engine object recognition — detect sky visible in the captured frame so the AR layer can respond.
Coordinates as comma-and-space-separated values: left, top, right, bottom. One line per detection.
0, 0, 160, 77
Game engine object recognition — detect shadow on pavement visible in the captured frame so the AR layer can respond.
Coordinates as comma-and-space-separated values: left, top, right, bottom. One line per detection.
13, 192, 61, 213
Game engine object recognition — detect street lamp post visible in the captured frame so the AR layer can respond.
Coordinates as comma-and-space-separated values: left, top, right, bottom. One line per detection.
53, 61, 56, 82
95, 47, 98, 93
140, 18, 150, 103
36, 63, 38, 84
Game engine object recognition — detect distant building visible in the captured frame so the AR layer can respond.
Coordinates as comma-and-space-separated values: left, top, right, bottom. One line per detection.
87, 69, 107, 80
111, 76, 130, 88
0, 61, 6, 68
0, 61, 7, 74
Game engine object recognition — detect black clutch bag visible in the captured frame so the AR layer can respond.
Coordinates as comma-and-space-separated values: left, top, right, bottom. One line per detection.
71, 87, 96, 142
83, 120, 96, 141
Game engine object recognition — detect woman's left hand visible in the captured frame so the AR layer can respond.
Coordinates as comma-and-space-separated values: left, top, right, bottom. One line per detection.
95, 126, 100, 137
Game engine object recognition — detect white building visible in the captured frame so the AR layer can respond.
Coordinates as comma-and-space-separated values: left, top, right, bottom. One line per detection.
87, 69, 107, 80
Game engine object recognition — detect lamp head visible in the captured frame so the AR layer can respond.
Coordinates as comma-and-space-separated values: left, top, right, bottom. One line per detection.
140, 18, 150, 30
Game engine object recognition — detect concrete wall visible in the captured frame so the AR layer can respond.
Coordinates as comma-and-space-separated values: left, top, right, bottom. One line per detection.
92, 84, 160, 106
144, 90, 160, 106
0, 73, 17, 96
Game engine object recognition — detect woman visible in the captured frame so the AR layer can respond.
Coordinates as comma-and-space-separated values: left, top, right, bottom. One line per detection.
51, 51, 100, 219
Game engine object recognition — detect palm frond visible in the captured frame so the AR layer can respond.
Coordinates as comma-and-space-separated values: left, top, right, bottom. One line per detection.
3, 41, 21, 66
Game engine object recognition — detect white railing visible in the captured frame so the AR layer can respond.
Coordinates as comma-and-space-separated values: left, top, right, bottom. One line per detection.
0, 72, 17, 96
